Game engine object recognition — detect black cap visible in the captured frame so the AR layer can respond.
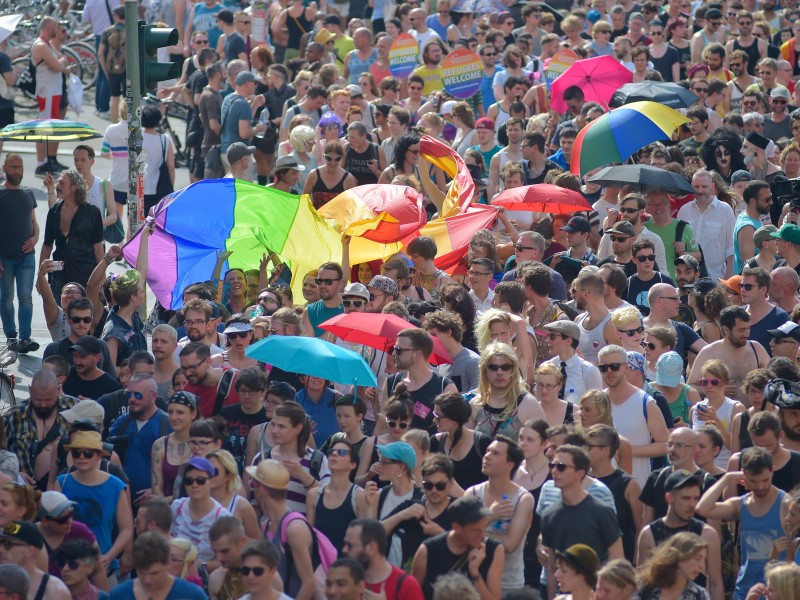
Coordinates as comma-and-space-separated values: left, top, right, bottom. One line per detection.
705, 7, 723, 18
69, 335, 103, 356
468, 164, 489, 187
664, 469, 700, 492
448, 495, 492, 525
561, 216, 591, 233
684, 277, 716, 295
745, 131, 770, 150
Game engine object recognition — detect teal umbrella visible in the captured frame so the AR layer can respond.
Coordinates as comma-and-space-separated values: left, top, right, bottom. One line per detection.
245, 336, 377, 388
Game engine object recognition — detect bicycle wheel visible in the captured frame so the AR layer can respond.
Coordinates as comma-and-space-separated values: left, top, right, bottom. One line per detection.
61, 45, 85, 88
0, 373, 15, 415
11, 56, 37, 111
68, 41, 98, 90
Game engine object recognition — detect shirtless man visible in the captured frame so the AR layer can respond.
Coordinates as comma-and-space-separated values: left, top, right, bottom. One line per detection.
688, 306, 770, 402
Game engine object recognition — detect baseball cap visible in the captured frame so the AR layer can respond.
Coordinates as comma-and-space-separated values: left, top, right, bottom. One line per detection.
0, 565, 30, 597
235, 71, 257, 85
69, 335, 102, 356
226, 142, 256, 164
561, 216, 591, 233
468, 164, 489, 187
60, 400, 105, 425
441, 100, 457, 115
656, 351, 684, 387
180, 456, 218, 478
664, 469, 701, 492
342, 282, 370, 301
475, 117, 495, 131
246, 459, 290, 490
771, 87, 790, 100
684, 277, 716, 295
0, 522, 44, 549
448, 495, 491, 525
771, 223, 800, 245
39, 491, 77, 519
223, 321, 253, 335
731, 170, 752, 185
767, 321, 800, 341
705, 7, 723, 18
718, 275, 743, 294
555, 545, 600, 580
543, 320, 581, 341
605, 221, 635, 237
346, 84, 363, 98
377, 442, 417, 471
674, 254, 699, 271
367, 275, 399, 298
754, 224, 778, 248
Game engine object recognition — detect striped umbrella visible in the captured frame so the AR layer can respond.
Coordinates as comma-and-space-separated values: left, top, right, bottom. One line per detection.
0, 119, 101, 142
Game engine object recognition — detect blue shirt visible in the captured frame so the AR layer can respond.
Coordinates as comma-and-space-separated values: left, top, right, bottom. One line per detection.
109, 409, 172, 497
425, 14, 450, 39
548, 148, 568, 170
480, 65, 503, 112
220, 93, 253, 153
111, 578, 207, 600
297, 387, 339, 447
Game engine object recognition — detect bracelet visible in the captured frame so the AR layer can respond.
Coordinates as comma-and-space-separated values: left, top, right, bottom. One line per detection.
303, 478, 315, 489
103, 255, 113, 265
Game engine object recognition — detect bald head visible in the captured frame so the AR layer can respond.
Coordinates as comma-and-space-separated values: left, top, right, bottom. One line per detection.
39, 16, 58, 36
771, 267, 799, 303
648, 283, 678, 304
411, 7, 427, 21
31, 369, 58, 393
668, 427, 699, 469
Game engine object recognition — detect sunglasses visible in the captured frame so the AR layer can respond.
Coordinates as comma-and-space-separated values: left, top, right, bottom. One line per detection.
514, 244, 535, 252
324, 154, 343, 161
227, 330, 251, 339
315, 278, 339, 286
642, 341, 657, 351
392, 346, 415, 354
620, 207, 640, 214
549, 462, 576, 472
69, 316, 92, 324
342, 300, 365, 308
386, 420, 410, 429
125, 391, 143, 400
610, 236, 630, 243
70, 449, 97, 459
46, 512, 73, 524
773, 99, 788, 104
699, 378, 721, 387
636, 254, 656, 262
547, 333, 567, 341
0, 539, 25, 550
240, 566, 266, 576
598, 362, 623, 373
487, 363, 514, 372
195, 39, 209, 44
328, 448, 350, 457
184, 476, 209, 486
618, 325, 644, 337
422, 480, 449, 491
58, 559, 84, 570
692, 87, 708, 93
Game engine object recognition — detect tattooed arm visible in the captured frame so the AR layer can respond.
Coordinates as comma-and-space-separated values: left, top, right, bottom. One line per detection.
151, 435, 166, 497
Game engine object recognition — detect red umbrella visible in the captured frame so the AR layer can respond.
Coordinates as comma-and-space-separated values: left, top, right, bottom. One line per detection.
491, 184, 592, 214
550, 55, 633, 114
319, 312, 453, 366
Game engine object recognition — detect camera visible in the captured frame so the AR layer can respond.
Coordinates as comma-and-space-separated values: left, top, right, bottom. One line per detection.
773, 177, 800, 209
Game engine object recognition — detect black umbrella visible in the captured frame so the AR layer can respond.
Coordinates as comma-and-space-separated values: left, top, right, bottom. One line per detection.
609, 82, 699, 109
587, 164, 696, 195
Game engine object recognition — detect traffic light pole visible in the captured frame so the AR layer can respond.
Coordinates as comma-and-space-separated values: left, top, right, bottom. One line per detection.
125, 0, 144, 238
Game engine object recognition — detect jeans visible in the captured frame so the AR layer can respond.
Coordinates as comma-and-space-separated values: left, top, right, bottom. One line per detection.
0, 253, 35, 340
95, 35, 110, 113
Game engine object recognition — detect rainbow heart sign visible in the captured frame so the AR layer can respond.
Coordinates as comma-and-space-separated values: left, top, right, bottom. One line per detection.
441, 49, 483, 99
388, 33, 420, 78
543, 48, 579, 89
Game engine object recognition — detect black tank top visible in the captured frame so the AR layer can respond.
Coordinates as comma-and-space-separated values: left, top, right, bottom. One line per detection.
310, 168, 350, 209
344, 142, 379, 186
734, 38, 762, 76
597, 469, 637, 562
387, 372, 452, 435
286, 10, 312, 50
429, 431, 492, 490
738, 411, 753, 452
422, 533, 500, 599
650, 518, 707, 587
315, 483, 357, 553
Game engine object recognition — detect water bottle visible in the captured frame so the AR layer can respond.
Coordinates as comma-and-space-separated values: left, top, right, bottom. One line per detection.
494, 495, 511, 533
247, 305, 264, 318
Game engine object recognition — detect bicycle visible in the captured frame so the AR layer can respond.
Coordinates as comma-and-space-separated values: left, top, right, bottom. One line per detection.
13, 47, 84, 111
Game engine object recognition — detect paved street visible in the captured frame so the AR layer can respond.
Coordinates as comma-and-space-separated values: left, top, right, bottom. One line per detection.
6, 102, 192, 404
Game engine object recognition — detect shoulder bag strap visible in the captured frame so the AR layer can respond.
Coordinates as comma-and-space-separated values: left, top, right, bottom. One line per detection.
103, 0, 113, 23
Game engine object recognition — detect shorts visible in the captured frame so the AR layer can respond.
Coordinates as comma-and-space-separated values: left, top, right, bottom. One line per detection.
108, 73, 126, 97
113, 189, 127, 205
37, 95, 61, 119
0, 108, 14, 128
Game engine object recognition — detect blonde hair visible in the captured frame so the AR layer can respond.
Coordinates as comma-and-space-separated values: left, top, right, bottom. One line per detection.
701, 358, 729, 383
474, 342, 527, 423
535, 362, 563, 384
206, 449, 242, 494
579, 390, 613, 427
169, 538, 198, 578
597, 559, 637, 592
289, 125, 316, 153
474, 309, 514, 353
2, 484, 41, 521
611, 306, 642, 328
765, 563, 800, 600
639, 532, 708, 591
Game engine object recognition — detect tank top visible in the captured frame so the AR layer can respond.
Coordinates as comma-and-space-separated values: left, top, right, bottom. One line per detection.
611, 390, 652, 486
575, 312, 612, 364
315, 482, 358, 552
734, 39, 762, 77
691, 397, 736, 469
668, 384, 691, 423
429, 431, 492, 490
650, 517, 707, 587
736, 490, 786, 600
597, 469, 637, 562
34, 39, 62, 97
348, 48, 377, 84
423, 533, 498, 598
490, 102, 510, 129
86, 177, 105, 217
474, 393, 526, 442
386, 372, 451, 435
344, 142, 380, 186
472, 482, 527, 591
310, 167, 350, 209
192, 3, 223, 47
161, 435, 181, 498
306, 299, 344, 337
227, 493, 245, 514
286, 10, 311, 50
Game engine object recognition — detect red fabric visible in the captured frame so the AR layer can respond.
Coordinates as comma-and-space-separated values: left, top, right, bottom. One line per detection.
184, 368, 240, 417
669, 193, 695, 218
364, 565, 425, 600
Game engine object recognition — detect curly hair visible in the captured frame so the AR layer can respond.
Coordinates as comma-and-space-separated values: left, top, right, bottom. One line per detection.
474, 342, 527, 423
700, 128, 746, 176
639, 532, 708, 592
289, 125, 315, 154
693, 285, 729, 321
2, 483, 40, 521
61, 169, 88, 206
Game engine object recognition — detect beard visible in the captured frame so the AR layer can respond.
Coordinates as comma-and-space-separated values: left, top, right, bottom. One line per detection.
4, 173, 21, 186
32, 403, 57, 418
782, 419, 800, 442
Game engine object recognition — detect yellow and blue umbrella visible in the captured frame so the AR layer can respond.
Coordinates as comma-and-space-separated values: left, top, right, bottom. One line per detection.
0, 119, 101, 142
570, 102, 690, 177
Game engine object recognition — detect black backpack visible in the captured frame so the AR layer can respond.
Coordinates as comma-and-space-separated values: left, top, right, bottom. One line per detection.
675, 220, 708, 278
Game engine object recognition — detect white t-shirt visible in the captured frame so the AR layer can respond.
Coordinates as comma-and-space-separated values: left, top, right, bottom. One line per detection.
100, 120, 129, 192
141, 131, 173, 195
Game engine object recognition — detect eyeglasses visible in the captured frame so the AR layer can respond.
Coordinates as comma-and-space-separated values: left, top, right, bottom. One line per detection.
642, 341, 657, 351
184, 318, 209, 327
636, 254, 656, 262
328, 448, 350, 457
188, 439, 214, 447
667, 441, 695, 449
315, 278, 340, 286
618, 325, 644, 337
514, 244, 535, 252
69, 316, 92, 324
239, 566, 266, 576
0, 539, 25, 550
699, 378, 721, 387
46, 512, 73, 524
386, 420, 410, 429
740, 283, 761, 291
610, 236, 630, 242
620, 207, 640, 214
487, 363, 514, 372
238, 388, 264, 398
392, 346, 415, 354
324, 154, 343, 161
182, 360, 204, 373
659, 296, 680, 302
730, 62, 743, 68
549, 462, 576, 472
343, 300, 365, 308
534, 382, 558, 390
422, 480, 449, 491
598, 362, 623, 373
70, 449, 97, 459
650, 30, 663, 35
125, 391, 144, 401
468, 270, 492, 277
184, 476, 209, 486
227, 330, 251, 339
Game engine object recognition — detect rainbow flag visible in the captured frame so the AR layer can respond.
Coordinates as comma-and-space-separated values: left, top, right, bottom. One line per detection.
122, 179, 343, 309
420, 134, 474, 216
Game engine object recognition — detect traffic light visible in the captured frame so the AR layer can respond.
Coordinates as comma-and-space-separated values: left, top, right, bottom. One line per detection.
138, 22, 180, 95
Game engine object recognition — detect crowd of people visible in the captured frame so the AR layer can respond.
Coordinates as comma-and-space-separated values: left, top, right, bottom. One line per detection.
3, 0, 800, 598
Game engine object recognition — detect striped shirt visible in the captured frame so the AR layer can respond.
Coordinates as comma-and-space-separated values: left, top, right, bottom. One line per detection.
281, 447, 331, 515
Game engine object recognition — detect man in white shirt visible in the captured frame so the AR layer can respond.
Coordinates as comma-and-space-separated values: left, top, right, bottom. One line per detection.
543, 320, 603, 404
409, 7, 441, 62
678, 169, 736, 281
597, 193, 668, 273
468, 258, 495, 315
82, 0, 121, 118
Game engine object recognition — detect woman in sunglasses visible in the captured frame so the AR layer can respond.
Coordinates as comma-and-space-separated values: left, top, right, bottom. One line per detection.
355, 394, 414, 487
206, 450, 260, 540
151, 391, 197, 501
429, 392, 492, 493
689, 359, 745, 469
471, 342, 544, 443
612, 306, 647, 354
56, 430, 133, 582
212, 316, 260, 371
303, 139, 357, 210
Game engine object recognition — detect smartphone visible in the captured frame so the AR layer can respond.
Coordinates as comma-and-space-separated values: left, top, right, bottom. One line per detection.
50, 261, 64, 272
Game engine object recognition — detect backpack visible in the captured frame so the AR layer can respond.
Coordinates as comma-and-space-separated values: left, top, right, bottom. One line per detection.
105, 25, 126, 75
17, 58, 37, 96
264, 445, 325, 481
212, 368, 236, 415
279, 511, 337, 600
675, 220, 708, 278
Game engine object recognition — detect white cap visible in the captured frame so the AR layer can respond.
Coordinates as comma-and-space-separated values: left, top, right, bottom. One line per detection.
441, 100, 457, 114
60, 400, 105, 425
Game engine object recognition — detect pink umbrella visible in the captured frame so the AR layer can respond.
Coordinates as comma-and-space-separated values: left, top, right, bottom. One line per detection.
550, 55, 633, 114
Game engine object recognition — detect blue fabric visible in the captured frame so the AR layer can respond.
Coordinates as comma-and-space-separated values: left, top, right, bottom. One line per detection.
95, 35, 110, 113
480, 65, 503, 112
735, 490, 786, 600
110, 578, 207, 599
0, 253, 34, 340
548, 148, 567, 170
297, 387, 339, 446
109, 410, 172, 497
